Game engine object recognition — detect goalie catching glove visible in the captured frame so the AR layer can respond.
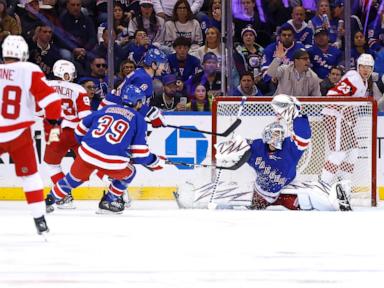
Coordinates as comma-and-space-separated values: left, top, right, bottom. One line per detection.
215, 135, 251, 170
145, 106, 167, 128
271, 94, 301, 123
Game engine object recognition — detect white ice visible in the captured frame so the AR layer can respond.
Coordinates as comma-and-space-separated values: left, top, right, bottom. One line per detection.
1, 200, 384, 288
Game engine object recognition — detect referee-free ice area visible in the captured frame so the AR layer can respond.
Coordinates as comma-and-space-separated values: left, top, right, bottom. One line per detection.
1, 200, 383, 288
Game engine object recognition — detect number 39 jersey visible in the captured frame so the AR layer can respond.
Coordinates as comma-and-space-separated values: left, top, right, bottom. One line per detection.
0, 61, 61, 143
75, 105, 156, 170
48, 80, 91, 129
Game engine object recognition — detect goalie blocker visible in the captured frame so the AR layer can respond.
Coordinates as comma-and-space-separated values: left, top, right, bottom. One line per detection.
175, 94, 353, 211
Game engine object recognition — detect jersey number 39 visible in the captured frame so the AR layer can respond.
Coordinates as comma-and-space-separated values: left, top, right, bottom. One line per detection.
92, 115, 129, 144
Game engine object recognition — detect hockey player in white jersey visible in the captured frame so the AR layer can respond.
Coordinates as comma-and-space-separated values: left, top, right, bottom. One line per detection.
43, 60, 91, 210
175, 95, 352, 211
0, 35, 62, 235
320, 53, 374, 188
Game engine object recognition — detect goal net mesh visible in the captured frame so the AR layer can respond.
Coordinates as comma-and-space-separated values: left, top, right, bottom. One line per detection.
212, 97, 377, 206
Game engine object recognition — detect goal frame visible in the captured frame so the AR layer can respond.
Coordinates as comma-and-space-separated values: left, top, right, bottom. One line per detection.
212, 96, 378, 206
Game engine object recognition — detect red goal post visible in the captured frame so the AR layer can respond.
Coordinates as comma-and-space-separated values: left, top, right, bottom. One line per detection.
212, 96, 378, 206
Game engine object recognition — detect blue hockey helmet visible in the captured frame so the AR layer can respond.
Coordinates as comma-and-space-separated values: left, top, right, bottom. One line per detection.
143, 48, 168, 67
262, 122, 285, 150
121, 84, 146, 107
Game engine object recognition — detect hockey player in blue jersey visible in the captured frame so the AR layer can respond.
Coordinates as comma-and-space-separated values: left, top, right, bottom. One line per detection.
45, 85, 166, 214
99, 48, 169, 128
175, 95, 352, 211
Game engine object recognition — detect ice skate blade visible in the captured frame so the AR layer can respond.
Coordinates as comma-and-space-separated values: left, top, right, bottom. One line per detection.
96, 208, 124, 215
56, 204, 76, 210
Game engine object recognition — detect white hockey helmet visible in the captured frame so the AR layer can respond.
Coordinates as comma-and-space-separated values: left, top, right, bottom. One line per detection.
1, 35, 29, 61
357, 53, 374, 67
53, 60, 77, 81
262, 122, 285, 150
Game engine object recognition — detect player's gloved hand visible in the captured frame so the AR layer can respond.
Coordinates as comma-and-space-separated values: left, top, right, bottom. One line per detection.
44, 119, 62, 145
271, 94, 301, 123
214, 135, 251, 169
146, 155, 166, 171
145, 106, 167, 128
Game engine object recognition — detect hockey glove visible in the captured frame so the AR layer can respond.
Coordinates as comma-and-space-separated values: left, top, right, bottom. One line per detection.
271, 94, 301, 123
146, 155, 166, 171
44, 119, 62, 145
145, 106, 167, 128
215, 135, 251, 169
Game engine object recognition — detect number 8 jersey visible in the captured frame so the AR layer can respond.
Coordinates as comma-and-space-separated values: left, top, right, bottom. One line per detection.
0, 61, 61, 142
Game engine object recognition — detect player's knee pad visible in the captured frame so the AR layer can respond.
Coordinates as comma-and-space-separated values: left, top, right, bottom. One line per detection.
21, 173, 43, 192
326, 151, 347, 166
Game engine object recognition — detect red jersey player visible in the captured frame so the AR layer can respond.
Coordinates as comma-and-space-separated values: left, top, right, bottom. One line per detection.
44, 60, 91, 208
0, 35, 61, 235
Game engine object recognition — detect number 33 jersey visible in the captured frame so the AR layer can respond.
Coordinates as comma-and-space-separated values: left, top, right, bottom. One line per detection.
0, 61, 61, 142
48, 80, 91, 129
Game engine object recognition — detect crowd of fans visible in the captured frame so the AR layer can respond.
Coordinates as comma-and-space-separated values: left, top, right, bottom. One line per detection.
1, 0, 384, 112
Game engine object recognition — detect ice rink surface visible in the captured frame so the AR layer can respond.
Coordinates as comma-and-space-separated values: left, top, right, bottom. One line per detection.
1, 200, 384, 288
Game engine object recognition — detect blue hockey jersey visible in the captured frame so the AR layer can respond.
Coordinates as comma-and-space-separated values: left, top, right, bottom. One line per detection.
246, 115, 311, 199
307, 44, 342, 79
75, 105, 156, 170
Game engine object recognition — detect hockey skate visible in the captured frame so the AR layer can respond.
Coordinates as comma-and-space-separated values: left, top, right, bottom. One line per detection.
121, 190, 132, 208
56, 194, 76, 210
45, 194, 55, 213
34, 215, 49, 235
97, 192, 125, 214
336, 183, 352, 211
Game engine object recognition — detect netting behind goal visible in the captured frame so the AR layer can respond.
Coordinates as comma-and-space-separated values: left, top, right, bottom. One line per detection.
212, 97, 377, 206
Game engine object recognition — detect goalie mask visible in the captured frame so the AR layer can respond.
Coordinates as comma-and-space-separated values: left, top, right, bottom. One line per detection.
262, 122, 285, 150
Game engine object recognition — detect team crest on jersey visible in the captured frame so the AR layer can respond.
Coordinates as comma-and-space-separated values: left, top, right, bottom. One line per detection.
140, 83, 148, 91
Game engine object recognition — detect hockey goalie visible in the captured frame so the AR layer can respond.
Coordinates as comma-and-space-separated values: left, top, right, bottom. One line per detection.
175, 95, 353, 211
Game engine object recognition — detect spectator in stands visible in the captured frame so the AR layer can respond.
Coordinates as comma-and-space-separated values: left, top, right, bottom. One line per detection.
98, 2, 129, 47
307, 28, 342, 79
233, 26, 264, 89
186, 52, 222, 98
320, 65, 343, 96
351, 30, 375, 69
18, 0, 43, 44
266, 47, 321, 96
153, 0, 203, 20
126, 29, 156, 65
28, 24, 60, 79
78, 77, 99, 110
85, 57, 108, 102
168, 36, 200, 82
307, 0, 339, 45
59, 0, 97, 75
198, 0, 221, 38
128, 0, 165, 48
282, 6, 313, 46
186, 83, 211, 111
0, 0, 20, 43
115, 59, 136, 87
164, 0, 203, 53
231, 71, 262, 96
367, 7, 384, 52
261, 25, 305, 95
192, 26, 221, 68
90, 28, 128, 73
150, 73, 187, 111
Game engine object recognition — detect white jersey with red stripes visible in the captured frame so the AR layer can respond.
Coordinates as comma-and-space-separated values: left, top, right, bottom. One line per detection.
0, 61, 60, 142
327, 70, 369, 97
48, 80, 91, 129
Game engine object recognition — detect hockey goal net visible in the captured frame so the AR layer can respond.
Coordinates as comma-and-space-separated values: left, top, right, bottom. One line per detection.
212, 97, 377, 206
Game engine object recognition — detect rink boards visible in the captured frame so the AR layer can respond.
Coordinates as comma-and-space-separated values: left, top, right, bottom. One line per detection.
0, 112, 383, 201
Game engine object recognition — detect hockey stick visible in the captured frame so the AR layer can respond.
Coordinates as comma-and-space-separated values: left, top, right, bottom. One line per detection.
164, 96, 247, 137
208, 96, 247, 210
165, 160, 234, 170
